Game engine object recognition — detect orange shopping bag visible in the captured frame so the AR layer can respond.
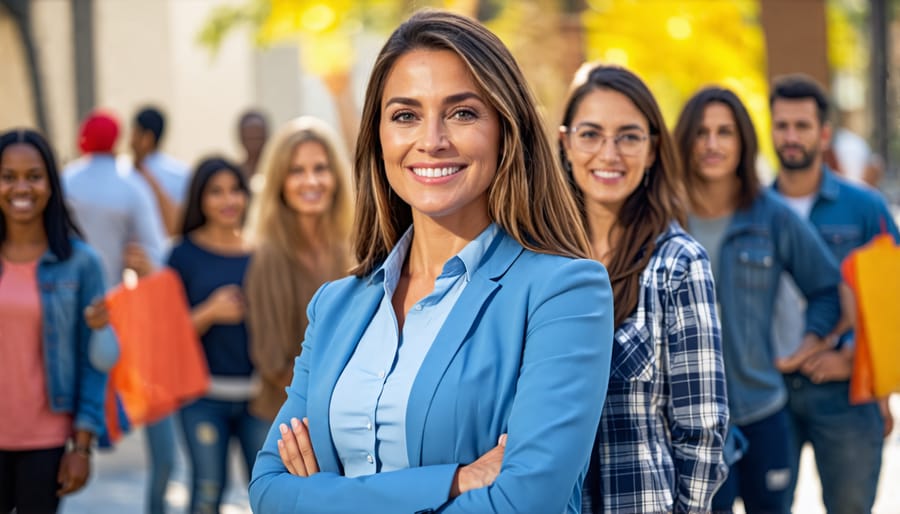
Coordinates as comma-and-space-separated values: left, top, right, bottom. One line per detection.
841, 233, 900, 404
105, 268, 209, 425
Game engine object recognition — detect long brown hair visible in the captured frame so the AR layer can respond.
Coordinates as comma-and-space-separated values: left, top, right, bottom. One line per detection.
351, 9, 589, 276
673, 87, 761, 210
559, 64, 687, 328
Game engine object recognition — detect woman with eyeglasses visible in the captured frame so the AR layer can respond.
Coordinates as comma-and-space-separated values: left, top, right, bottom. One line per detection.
559, 64, 728, 513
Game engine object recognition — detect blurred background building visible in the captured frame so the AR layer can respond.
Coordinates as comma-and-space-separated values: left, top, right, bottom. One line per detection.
0, 0, 895, 193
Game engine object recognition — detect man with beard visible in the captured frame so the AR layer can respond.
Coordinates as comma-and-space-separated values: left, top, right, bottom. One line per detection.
769, 74, 897, 514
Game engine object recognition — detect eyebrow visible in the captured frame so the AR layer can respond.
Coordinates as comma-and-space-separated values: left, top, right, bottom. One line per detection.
574, 121, 646, 132
383, 91, 485, 109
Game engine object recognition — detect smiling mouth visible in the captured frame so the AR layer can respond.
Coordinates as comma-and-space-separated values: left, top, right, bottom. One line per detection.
411, 166, 462, 178
590, 170, 624, 179
10, 199, 34, 209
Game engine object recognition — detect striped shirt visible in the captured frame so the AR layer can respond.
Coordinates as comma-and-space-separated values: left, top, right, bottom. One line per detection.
584, 223, 729, 514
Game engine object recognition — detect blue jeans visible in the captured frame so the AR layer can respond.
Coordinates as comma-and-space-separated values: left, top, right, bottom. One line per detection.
179, 397, 269, 514
783, 374, 883, 514
711, 407, 792, 514
145, 416, 177, 514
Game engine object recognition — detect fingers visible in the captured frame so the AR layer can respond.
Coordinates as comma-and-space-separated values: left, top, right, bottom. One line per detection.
56, 453, 89, 496
297, 418, 319, 474
278, 422, 308, 476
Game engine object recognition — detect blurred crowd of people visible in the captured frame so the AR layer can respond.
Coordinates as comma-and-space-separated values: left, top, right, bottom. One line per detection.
0, 8, 895, 514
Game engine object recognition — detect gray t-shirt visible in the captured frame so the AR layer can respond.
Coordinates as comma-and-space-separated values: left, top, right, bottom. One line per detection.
687, 213, 732, 278
771, 193, 817, 358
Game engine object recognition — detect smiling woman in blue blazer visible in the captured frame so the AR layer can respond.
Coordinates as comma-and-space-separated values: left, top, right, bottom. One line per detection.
249, 10, 614, 514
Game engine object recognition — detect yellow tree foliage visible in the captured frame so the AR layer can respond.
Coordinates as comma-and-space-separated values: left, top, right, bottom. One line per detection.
581, 0, 774, 162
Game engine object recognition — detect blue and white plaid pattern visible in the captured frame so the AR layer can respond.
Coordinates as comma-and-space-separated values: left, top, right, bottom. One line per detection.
584, 224, 729, 514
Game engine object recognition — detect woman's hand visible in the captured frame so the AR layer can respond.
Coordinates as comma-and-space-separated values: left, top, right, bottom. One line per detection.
449, 434, 507, 498
278, 417, 319, 477
57, 448, 90, 496
205, 285, 245, 324
83, 298, 109, 330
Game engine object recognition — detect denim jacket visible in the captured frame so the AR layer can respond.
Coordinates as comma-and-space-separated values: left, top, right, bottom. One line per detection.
774, 167, 900, 267
33, 238, 110, 438
715, 188, 841, 425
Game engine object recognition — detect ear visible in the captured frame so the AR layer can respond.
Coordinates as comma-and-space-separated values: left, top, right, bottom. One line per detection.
644, 136, 657, 169
820, 120, 833, 151
559, 126, 571, 150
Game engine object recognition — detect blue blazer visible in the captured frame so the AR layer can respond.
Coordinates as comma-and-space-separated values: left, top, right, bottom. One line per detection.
250, 231, 614, 514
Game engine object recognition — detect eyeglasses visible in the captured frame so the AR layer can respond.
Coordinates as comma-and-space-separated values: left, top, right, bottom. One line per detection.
563, 125, 649, 156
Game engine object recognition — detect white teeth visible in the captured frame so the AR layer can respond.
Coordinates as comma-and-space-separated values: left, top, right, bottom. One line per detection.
412, 166, 462, 178
591, 170, 623, 179
11, 199, 32, 208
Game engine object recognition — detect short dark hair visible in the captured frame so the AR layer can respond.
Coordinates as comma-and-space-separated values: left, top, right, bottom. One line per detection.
675, 87, 761, 210
769, 74, 829, 124
0, 128, 83, 260
134, 106, 165, 144
181, 157, 248, 235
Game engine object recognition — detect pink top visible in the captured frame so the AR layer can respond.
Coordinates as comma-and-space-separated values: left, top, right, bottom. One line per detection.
0, 258, 72, 450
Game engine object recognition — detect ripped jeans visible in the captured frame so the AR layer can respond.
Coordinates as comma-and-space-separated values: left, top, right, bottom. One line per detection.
178, 397, 269, 514
711, 406, 793, 514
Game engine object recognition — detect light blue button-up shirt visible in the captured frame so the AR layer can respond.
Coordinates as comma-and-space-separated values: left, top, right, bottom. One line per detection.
329, 223, 500, 477
61, 155, 167, 288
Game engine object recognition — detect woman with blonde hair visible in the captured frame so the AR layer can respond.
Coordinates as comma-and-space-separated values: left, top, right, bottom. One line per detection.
250, 9, 614, 514
244, 116, 353, 422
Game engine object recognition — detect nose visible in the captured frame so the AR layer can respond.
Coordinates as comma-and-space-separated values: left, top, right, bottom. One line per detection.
418, 116, 450, 153
705, 133, 719, 150
597, 136, 619, 161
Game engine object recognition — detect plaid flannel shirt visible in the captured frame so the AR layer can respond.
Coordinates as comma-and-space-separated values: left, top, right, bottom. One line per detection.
584, 224, 729, 514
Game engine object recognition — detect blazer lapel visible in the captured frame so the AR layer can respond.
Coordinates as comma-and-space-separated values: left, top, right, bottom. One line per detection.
405, 232, 524, 465
308, 280, 383, 472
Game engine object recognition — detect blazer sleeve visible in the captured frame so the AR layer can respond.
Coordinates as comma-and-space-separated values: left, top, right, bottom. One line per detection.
250, 258, 615, 514
664, 246, 729, 512
436, 258, 614, 514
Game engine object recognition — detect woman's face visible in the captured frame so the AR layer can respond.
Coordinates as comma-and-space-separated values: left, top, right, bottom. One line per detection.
282, 141, 336, 219
378, 48, 500, 227
562, 88, 654, 215
692, 102, 741, 183
201, 170, 247, 229
0, 143, 52, 228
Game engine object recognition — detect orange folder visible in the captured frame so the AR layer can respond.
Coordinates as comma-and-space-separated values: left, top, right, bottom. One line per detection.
104, 268, 209, 430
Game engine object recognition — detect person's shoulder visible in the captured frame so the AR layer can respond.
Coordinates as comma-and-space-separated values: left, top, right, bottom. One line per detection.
67, 238, 104, 269
515, 247, 606, 276
654, 222, 708, 263
156, 152, 190, 176
834, 172, 888, 207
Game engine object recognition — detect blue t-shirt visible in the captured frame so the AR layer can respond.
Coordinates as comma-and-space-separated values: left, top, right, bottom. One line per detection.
166, 237, 252, 377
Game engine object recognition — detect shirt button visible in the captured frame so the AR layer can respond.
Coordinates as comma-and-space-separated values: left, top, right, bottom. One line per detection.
415, 304, 423, 311
378, 370, 385, 379
366, 420, 372, 431
366, 454, 374, 464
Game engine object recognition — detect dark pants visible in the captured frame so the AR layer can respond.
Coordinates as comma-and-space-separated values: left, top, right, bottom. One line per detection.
0, 446, 66, 514
179, 397, 268, 514
711, 407, 792, 514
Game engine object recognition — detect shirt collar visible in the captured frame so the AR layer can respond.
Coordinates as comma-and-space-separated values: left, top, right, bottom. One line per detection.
369, 223, 501, 290
771, 164, 839, 203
